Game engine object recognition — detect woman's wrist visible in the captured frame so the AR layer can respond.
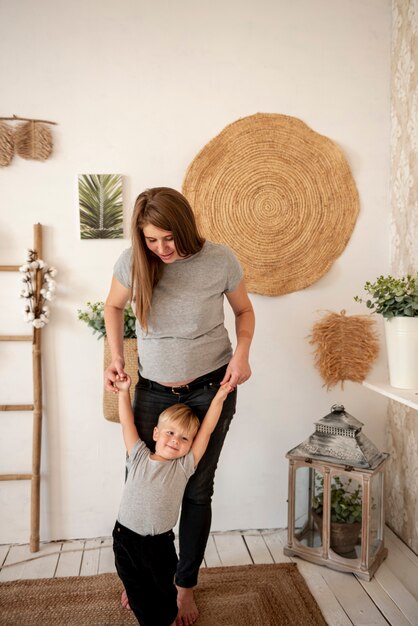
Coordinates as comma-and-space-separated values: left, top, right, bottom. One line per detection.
234, 342, 250, 358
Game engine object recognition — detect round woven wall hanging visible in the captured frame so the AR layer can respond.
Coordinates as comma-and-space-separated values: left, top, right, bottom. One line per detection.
182, 113, 359, 296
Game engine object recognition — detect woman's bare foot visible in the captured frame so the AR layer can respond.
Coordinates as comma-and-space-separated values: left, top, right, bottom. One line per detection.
121, 589, 131, 610
176, 586, 199, 626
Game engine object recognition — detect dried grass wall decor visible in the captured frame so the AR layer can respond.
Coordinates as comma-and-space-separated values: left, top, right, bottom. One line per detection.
15, 121, 53, 161
0, 115, 57, 165
0, 121, 14, 166
182, 113, 359, 296
309, 310, 379, 389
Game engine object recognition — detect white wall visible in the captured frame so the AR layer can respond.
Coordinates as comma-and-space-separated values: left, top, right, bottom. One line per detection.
0, 0, 391, 543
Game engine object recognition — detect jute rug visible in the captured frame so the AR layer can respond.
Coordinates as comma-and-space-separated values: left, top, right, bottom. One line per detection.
0, 563, 327, 626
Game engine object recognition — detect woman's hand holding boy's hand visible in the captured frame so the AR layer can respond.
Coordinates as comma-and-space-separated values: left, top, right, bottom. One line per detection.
220, 350, 251, 389
214, 382, 234, 402
104, 357, 127, 394
114, 374, 131, 392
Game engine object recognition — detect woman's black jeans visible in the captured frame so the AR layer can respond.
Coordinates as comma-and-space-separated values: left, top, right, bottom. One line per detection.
133, 365, 237, 588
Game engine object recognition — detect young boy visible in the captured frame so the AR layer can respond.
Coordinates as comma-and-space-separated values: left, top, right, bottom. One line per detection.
112, 374, 232, 626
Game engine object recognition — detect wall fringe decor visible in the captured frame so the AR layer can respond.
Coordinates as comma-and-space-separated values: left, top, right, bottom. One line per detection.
308, 310, 379, 389
15, 121, 53, 161
0, 115, 57, 165
0, 121, 14, 166
182, 113, 359, 296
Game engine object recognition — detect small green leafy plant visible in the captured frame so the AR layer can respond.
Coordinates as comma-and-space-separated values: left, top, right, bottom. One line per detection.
77, 301, 137, 338
354, 274, 418, 318
312, 475, 362, 524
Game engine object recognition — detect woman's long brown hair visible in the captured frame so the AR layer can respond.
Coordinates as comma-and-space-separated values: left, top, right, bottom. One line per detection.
130, 187, 205, 332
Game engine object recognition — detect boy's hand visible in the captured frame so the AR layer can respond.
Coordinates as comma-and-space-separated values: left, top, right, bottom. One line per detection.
114, 374, 131, 392
214, 382, 234, 402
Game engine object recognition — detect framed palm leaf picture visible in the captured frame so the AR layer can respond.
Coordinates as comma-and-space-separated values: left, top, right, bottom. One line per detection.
78, 174, 123, 239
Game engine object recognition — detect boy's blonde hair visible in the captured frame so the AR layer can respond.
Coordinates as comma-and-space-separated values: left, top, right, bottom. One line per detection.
157, 404, 200, 438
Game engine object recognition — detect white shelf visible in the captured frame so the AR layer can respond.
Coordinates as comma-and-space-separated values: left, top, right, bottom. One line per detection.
363, 380, 418, 411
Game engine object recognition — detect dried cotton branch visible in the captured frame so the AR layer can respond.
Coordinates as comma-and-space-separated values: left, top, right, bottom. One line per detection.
19, 249, 57, 328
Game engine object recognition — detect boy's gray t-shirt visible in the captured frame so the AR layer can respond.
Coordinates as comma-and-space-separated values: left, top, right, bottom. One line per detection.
113, 241, 243, 382
118, 439, 195, 536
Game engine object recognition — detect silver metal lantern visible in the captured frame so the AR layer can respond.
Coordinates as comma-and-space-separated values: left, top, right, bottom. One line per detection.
284, 404, 389, 580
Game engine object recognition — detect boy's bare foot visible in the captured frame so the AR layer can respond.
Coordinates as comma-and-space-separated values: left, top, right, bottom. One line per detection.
121, 589, 131, 610
176, 586, 199, 626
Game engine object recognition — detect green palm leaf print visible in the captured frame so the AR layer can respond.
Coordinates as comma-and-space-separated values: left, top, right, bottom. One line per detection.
79, 174, 123, 239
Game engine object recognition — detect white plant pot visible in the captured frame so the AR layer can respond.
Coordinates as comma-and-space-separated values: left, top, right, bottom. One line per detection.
384, 317, 418, 390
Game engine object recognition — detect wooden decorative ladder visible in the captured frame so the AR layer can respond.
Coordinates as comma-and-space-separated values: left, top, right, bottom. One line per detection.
0, 223, 43, 552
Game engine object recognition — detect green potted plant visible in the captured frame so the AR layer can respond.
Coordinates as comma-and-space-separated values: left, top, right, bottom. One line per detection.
355, 273, 418, 389
77, 301, 137, 339
312, 475, 362, 557
77, 301, 138, 422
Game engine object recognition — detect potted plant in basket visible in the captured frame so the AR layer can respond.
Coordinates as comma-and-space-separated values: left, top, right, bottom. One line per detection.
77, 301, 138, 422
77, 301, 137, 339
312, 475, 362, 557
355, 273, 418, 390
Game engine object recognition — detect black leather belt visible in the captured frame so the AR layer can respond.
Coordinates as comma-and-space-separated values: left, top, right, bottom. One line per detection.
139, 363, 228, 395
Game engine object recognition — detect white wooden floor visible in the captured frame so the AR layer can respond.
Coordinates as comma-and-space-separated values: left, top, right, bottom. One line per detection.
1, 527, 418, 625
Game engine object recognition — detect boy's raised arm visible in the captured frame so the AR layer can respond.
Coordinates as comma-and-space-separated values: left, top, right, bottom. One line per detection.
191, 384, 233, 466
115, 375, 140, 455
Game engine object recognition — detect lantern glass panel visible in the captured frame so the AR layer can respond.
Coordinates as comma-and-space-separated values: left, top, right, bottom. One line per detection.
369, 471, 384, 561
294, 466, 322, 549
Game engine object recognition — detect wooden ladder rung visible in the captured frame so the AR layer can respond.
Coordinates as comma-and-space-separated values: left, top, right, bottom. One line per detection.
0, 265, 20, 271
0, 473, 32, 481
0, 404, 34, 411
0, 335, 32, 342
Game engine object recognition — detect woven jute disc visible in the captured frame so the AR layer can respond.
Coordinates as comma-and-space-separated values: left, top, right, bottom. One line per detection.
15, 120, 53, 161
103, 337, 138, 422
0, 121, 14, 166
182, 113, 359, 296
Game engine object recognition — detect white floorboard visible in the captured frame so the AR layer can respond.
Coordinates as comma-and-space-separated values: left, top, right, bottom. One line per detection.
320, 567, 389, 626
373, 563, 418, 626
212, 532, 252, 566
357, 576, 413, 626
384, 533, 418, 603
261, 528, 293, 563
293, 557, 354, 626
98, 538, 116, 574
203, 535, 222, 567
55, 540, 84, 578
1, 528, 417, 626
0, 545, 10, 568
0, 542, 59, 581
242, 531, 274, 564
79, 538, 102, 577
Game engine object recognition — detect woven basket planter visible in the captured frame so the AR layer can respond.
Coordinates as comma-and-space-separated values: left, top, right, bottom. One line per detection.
103, 337, 138, 422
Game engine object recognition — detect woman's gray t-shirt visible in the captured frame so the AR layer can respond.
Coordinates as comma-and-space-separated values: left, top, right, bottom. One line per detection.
113, 241, 243, 382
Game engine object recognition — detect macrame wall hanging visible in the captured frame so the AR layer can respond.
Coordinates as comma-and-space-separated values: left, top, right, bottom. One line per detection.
182, 113, 359, 296
308, 310, 379, 389
0, 115, 57, 166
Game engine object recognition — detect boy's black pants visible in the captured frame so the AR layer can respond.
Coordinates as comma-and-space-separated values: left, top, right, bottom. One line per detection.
113, 521, 178, 626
